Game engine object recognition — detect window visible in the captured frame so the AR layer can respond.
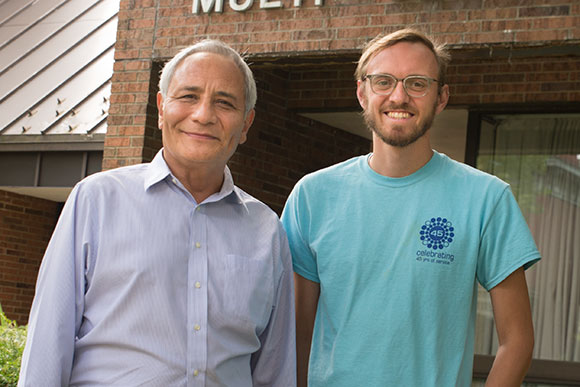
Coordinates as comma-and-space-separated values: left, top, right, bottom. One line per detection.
473, 113, 580, 385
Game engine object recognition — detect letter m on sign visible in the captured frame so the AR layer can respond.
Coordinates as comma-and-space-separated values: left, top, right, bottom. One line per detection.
193, 0, 224, 14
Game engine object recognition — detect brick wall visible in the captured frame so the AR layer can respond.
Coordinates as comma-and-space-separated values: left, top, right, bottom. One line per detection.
287, 61, 360, 110
104, 43, 580, 213
0, 190, 59, 325
284, 54, 580, 109
230, 67, 370, 214
106, 0, 579, 172
449, 54, 580, 105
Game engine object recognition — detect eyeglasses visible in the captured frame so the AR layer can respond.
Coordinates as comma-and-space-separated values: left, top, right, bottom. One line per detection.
362, 73, 440, 98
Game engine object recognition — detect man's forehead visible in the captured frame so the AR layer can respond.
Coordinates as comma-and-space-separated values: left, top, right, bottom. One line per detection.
368, 42, 438, 74
176, 52, 239, 75
169, 53, 244, 94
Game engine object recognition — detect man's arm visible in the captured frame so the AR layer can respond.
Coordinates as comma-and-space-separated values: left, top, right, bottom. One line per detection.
251, 231, 296, 387
486, 267, 534, 387
18, 186, 86, 386
295, 272, 320, 387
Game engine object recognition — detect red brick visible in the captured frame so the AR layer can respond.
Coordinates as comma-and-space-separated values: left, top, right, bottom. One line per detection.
337, 27, 384, 40
519, 5, 570, 17
431, 21, 481, 33
238, 21, 278, 33
468, 8, 518, 19
532, 16, 580, 29
482, 19, 534, 31
465, 31, 517, 43
515, 29, 570, 41
116, 147, 143, 158
525, 92, 570, 102
105, 137, 131, 147
328, 16, 369, 28
0, 190, 58, 325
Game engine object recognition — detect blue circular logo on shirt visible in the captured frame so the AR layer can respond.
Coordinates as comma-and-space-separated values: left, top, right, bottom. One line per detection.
419, 217, 454, 250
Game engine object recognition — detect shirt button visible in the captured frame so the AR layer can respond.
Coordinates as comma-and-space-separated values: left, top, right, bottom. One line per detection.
194, 324, 201, 331
193, 370, 199, 376
195, 242, 201, 248
195, 281, 201, 289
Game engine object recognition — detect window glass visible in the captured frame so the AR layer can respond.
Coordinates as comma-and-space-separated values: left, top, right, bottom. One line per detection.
475, 114, 580, 363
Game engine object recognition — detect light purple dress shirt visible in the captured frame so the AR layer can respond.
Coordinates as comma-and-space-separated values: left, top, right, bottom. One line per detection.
18, 150, 296, 386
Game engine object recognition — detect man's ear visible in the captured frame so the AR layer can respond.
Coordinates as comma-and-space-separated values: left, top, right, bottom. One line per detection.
435, 84, 449, 115
156, 92, 164, 130
356, 80, 367, 110
239, 109, 255, 145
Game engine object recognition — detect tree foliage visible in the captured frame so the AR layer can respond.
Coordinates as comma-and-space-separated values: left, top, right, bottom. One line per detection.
0, 306, 26, 387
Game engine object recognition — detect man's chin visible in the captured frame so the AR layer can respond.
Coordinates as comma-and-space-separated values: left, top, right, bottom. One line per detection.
372, 127, 423, 148
368, 116, 434, 148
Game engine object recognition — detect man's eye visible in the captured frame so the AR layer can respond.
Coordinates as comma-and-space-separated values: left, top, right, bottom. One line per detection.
375, 78, 394, 87
217, 100, 235, 108
408, 79, 428, 89
179, 94, 197, 100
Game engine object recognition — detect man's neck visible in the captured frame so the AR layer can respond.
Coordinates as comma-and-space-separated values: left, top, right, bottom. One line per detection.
179, 168, 225, 204
369, 136, 433, 178
163, 154, 225, 204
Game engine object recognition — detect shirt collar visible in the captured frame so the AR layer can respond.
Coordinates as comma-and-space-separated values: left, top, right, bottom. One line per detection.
144, 149, 248, 212
144, 149, 173, 190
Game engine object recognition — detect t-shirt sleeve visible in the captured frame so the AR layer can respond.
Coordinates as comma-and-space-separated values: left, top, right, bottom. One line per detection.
476, 186, 541, 291
281, 182, 320, 283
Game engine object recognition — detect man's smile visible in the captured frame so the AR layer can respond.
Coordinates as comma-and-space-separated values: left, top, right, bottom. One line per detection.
386, 111, 413, 119
181, 130, 219, 140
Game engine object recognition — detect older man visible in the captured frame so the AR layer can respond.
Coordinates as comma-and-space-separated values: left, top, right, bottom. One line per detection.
19, 40, 296, 386
282, 29, 539, 387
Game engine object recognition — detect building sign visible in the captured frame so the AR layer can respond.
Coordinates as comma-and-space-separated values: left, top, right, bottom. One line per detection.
193, 0, 323, 14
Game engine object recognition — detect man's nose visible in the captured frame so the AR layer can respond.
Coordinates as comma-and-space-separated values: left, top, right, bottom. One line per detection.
388, 80, 410, 104
191, 98, 216, 124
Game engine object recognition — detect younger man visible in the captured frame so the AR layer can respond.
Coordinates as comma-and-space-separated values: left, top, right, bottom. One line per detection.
282, 29, 539, 387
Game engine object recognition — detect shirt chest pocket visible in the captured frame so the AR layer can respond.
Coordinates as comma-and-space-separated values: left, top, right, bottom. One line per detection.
209, 254, 274, 333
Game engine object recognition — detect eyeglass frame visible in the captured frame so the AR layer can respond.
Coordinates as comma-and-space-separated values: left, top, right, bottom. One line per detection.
361, 73, 442, 98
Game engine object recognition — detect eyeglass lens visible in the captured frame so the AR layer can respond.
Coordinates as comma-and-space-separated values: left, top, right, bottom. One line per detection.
369, 75, 431, 97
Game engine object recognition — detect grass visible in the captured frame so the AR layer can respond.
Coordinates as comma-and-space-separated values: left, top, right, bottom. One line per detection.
0, 306, 26, 387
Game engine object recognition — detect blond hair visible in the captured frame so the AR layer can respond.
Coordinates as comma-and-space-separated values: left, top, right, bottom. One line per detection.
354, 28, 450, 86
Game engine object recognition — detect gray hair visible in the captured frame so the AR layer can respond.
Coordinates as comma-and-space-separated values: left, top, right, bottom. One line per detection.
158, 40, 257, 114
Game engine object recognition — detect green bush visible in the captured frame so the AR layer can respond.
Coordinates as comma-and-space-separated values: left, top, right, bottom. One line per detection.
0, 306, 27, 387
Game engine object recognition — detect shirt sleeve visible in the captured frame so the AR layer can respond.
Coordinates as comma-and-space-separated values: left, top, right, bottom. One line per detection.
476, 186, 541, 291
18, 184, 89, 386
250, 223, 296, 387
281, 182, 320, 283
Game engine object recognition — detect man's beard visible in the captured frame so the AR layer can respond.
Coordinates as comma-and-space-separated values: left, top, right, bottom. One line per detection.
363, 102, 437, 148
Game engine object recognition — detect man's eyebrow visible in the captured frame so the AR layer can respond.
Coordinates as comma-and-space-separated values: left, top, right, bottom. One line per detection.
215, 90, 239, 102
178, 86, 239, 102
176, 86, 202, 94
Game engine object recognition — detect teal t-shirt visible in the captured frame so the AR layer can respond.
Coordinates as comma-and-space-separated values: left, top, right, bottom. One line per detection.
281, 151, 540, 387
